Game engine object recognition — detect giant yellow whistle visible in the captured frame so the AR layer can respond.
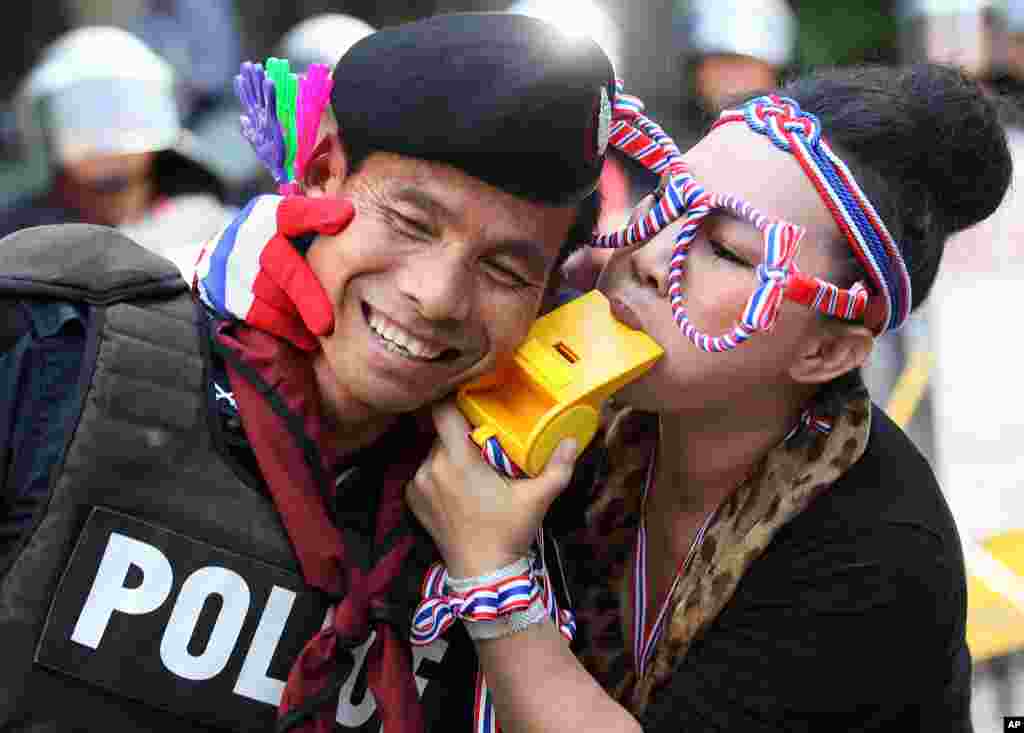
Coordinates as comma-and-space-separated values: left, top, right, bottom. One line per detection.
457, 290, 664, 477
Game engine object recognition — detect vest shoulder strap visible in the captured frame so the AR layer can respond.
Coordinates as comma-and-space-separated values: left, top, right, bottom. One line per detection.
0, 223, 187, 305
0, 299, 30, 353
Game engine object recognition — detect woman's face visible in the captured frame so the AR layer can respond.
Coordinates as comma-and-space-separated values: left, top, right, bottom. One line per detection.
596, 123, 852, 414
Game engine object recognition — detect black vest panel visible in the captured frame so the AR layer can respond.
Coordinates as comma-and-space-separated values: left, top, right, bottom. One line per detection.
0, 225, 475, 733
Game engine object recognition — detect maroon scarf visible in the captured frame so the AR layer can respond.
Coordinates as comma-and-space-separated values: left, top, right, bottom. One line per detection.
214, 321, 435, 733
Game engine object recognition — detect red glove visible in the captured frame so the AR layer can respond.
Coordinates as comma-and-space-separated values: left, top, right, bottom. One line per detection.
195, 194, 355, 350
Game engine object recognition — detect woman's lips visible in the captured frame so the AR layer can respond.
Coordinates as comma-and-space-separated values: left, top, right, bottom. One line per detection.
608, 295, 644, 331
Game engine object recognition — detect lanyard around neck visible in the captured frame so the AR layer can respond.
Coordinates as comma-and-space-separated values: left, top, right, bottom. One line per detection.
632, 445, 719, 679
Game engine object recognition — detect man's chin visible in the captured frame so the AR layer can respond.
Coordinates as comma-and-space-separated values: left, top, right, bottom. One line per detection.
351, 379, 455, 417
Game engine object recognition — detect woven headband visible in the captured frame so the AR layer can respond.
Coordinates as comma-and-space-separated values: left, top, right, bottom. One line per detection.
591, 82, 912, 342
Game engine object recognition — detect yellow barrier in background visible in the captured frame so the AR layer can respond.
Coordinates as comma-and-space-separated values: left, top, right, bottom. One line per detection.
885, 350, 935, 430
964, 535, 1024, 662
887, 350, 1024, 663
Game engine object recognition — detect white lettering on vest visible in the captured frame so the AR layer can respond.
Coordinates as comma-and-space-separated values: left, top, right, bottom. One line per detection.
332, 629, 450, 727
337, 633, 377, 727
159, 566, 250, 681
71, 532, 173, 649
413, 640, 448, 696
233, 585, 296, 705
67, 531, 452, 719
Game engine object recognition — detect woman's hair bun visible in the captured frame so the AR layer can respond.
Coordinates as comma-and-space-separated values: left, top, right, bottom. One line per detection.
784, 64, 1010, 234
780, 63, 1013, 309
901, 64, 1011, 233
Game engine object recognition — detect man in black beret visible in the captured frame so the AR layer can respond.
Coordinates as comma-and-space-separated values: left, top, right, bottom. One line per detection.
0, 12, 614, 733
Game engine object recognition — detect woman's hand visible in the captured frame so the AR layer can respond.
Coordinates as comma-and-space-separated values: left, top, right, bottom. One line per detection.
406, 399, 578, 578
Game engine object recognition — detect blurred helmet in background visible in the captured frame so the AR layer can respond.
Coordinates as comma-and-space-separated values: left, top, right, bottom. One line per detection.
277, 13, 376, 73
15, 25, 223, 195
675, 0, 796, 113
682, 0, 797, 68
17, 26, 181, 166
506, 0, 625, 80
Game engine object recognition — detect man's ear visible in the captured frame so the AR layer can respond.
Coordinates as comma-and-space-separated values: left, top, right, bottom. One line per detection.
302, 133, 349, 199
789, 323, 874, 385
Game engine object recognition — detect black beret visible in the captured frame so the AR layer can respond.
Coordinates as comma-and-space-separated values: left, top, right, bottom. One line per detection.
330, 12, 616, 206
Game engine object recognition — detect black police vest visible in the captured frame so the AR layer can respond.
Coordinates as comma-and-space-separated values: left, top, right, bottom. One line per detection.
0, 225, 474, 733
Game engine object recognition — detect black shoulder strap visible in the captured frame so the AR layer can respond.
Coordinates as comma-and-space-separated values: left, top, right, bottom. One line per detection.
0, 222, 188, 543
0, 300, 30, 354
0, 300, 31, 505
0, 223, 186, 305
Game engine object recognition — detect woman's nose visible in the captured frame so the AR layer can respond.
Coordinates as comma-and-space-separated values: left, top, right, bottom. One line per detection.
630, 239, 669, 297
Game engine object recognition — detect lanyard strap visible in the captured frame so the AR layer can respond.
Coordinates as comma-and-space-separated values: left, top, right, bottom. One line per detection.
630, 407, 832, 679
632, 445, 719, 679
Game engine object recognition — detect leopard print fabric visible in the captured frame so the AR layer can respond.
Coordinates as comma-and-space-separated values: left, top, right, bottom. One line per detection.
562, 395, 872, 716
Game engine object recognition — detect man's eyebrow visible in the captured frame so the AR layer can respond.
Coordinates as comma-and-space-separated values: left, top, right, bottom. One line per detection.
390, 185, 552, 274
389, 186, 456, 224
489, 238, 552, 275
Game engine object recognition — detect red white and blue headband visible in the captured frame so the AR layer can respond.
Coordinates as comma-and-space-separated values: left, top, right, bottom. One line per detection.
591, 82, 913, 350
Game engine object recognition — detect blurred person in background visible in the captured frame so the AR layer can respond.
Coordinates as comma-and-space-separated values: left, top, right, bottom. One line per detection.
125, 0, 253, 205
672, 0, 797, 149
2, 25, 231, 277
686, 0, 797, 112
128, 0, 243, 130
915, 1, 1024, 727
899, 0, 1004, 80
864, 0, 1007, 464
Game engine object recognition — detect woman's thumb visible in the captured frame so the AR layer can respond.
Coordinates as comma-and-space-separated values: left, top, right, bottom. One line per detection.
541, 438, 578, 490
525, 438, 579, 519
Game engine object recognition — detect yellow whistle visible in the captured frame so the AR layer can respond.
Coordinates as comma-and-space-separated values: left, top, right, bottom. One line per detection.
457, 290, 664, 477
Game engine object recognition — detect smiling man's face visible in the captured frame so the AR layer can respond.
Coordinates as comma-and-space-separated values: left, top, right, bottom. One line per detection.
305, 152, 578, 421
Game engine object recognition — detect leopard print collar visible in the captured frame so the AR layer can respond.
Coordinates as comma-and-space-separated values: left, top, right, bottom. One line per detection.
569, 395, 872, 715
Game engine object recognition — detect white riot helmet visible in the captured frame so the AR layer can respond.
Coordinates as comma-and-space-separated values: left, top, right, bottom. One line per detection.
17, 26, 182, 164
15, 26, 223, 194
684, 0, 797, 68
277, 13, 376, 73
507, 0, 625, 80
898, 0, 993, 18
